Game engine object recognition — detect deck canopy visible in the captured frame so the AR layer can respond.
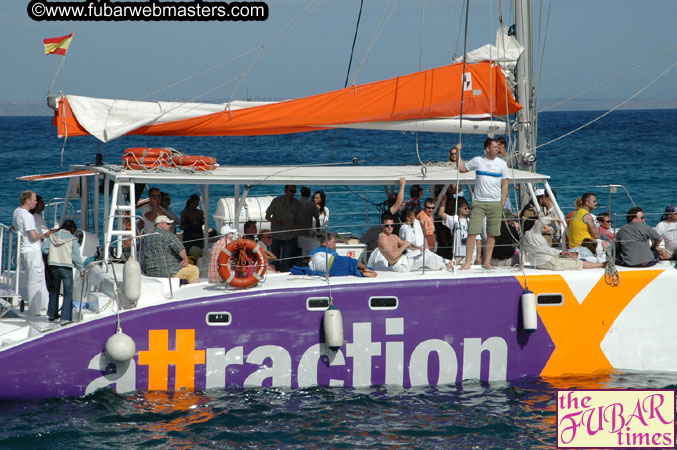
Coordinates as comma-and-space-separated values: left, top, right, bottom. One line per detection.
70, 163, 549, 186
53, 62, 521, 142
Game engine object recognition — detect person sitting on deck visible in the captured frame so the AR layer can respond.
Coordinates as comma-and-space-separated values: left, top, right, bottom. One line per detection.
490, 209, 520, 267
374, 213, 443, 272
208, 225, 237, 283
523, 216, 605, 271
144, 215, 199, 283
257, 229, 278, 273
568, 192, 602, 248
416, 197, 438, 251
615, 207, 667, 267
438, 196, 482, 266
304, 233, 377, 277
597, 212, 615, 242
243, 220, 257, 241
399, 208, 452, 270
655, 205, 677, 259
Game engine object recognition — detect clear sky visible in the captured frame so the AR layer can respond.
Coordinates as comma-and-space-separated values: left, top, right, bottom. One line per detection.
1, 0, 675, 105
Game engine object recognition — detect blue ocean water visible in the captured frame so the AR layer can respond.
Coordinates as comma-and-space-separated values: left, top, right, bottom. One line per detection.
1, 110, 676, 448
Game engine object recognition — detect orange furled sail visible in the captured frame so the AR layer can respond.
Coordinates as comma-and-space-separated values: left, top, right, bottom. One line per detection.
54, 61, 521, 141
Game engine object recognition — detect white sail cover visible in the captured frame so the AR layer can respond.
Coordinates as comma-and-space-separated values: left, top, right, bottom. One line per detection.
453, 26, 523, 88
65, 95, 274, 142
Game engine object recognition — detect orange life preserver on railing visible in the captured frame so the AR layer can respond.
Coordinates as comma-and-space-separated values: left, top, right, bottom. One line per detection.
172, 155, 217, 171
217, 239, 267, 288
124, 147, 172, 159
122, 148, 218, 171
122, 155, 170, 170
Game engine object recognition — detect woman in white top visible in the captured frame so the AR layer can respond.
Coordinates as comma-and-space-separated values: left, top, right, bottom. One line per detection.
30, 195, 50, 234
313, 190, 329, 231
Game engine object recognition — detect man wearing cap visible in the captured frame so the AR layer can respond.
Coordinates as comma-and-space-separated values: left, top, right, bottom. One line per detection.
208, 225, 237, 282
536, 188, 561, 247
655, 205, 677, 259
143, 215, 199, 283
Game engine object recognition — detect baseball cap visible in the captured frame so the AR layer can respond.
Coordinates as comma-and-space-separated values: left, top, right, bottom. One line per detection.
535, 188, 545, 197
154, 215, 174, 224
220, 225, 236, 236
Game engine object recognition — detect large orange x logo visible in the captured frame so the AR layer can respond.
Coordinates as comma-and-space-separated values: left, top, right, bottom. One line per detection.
519, 270, 662, 377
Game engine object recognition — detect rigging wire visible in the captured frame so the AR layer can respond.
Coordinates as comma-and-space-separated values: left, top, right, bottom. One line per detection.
539, 46, 676, 113
349, 0, 400, 86
138, 46, 261, 101
331, 0, 366, 165
344, 0, 365, 88
229, 0, 324, 104
536, 62, 676, 150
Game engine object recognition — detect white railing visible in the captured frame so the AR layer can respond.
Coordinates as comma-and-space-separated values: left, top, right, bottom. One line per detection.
0, 224, 22, 299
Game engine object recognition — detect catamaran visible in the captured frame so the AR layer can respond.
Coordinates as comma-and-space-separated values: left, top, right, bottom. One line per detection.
1, 1, 675, 401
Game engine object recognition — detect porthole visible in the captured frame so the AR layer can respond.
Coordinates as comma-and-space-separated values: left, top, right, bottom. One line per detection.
537, 294, 563, 305
369, 296, 398, 310
206, 312, 231, 326
307, 297, 330, 310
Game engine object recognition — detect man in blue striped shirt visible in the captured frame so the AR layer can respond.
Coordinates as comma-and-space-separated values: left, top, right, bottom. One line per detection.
457, 138, 510, 270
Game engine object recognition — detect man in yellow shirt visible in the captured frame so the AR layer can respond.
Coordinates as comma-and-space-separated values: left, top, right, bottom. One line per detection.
568, 192, 601, 248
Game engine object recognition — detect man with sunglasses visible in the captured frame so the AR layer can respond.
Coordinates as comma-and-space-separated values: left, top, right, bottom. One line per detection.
597, 212, 614, 241
377, 213, 419, 272
265, 185, 301, 272
615, 207, 664, 267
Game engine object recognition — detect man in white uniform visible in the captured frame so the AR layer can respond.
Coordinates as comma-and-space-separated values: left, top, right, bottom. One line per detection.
12, 191, 50, 315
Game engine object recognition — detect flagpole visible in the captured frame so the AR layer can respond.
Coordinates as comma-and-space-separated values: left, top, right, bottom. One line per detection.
46, 25, 78, 96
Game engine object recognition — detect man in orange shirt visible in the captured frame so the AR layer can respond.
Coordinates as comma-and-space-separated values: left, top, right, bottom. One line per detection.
416, 197, 437, 251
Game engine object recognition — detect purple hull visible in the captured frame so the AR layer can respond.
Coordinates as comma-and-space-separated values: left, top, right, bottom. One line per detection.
0, 276, 554, 401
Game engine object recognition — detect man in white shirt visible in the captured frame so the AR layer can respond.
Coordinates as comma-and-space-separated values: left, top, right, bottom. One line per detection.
457, 138, 509, 270
655, 205, 677, 259
12, 191, 51, 315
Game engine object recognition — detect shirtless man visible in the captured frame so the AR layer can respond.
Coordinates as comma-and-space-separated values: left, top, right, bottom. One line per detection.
377, 213, 419, 272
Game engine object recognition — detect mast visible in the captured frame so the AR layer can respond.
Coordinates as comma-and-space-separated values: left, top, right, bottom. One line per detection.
514, 0, 536, 173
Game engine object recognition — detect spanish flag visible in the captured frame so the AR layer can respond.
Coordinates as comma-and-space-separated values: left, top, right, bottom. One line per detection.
43, 33, 73, 56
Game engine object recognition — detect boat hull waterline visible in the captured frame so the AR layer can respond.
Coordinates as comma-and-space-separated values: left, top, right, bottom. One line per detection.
0, 268, 672, 401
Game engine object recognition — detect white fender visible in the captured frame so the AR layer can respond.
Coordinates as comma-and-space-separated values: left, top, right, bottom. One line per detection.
323, 305, 344, 350
521, 289, 537, 333
123, 257, 141, 303
105, 331, 136, 363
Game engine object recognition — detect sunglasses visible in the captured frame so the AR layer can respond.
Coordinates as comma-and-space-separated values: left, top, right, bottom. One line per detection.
150, 194, 161, 198
383, 224, 394, 228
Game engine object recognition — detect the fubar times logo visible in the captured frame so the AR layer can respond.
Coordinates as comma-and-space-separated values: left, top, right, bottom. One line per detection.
557, 389, 676, 448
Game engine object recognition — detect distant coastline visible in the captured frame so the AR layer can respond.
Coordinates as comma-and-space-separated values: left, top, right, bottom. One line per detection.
1, 98, 676, 116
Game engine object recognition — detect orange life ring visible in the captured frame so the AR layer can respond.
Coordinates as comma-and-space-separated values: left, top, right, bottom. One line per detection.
124, 147, 172, 159
217, 238, 267, 288
122, 155, 171, 170
172, 155, 217, 170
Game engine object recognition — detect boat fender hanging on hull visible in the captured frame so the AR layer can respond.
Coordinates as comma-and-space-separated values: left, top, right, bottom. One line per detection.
104, 331, 136, 363
521, 289, 537, 333
323, 305, 344, 350
123, 257, 141, 304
